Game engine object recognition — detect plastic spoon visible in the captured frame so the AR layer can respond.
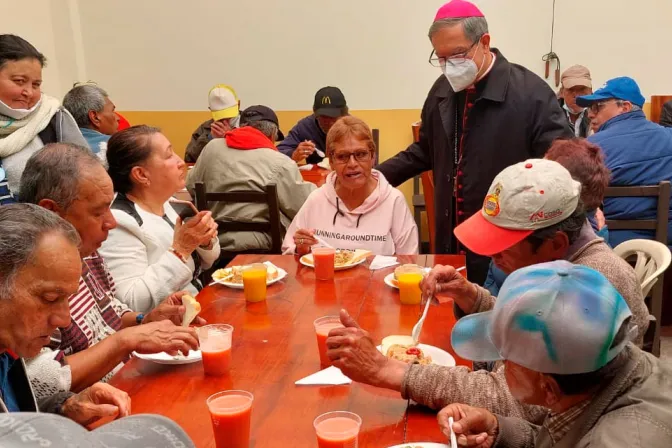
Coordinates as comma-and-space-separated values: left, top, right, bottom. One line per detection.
449, 416, 458, 448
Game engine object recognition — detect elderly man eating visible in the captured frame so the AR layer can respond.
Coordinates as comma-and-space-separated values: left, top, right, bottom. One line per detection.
438, 262, 672, 447
20, 143, 200, 400
326, 159, 649, 422
0, 203, 130, 426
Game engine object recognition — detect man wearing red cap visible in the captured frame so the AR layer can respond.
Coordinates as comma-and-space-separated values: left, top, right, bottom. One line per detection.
378, 0, 572, 284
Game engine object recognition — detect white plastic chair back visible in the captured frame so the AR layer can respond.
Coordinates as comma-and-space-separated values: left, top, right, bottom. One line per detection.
613, 239, 672, 297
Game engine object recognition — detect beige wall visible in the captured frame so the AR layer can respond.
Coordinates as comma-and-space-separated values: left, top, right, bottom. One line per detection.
6, 0, 672, 108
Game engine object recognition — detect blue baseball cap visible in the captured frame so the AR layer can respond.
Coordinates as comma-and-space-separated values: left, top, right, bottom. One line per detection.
451, 261, 634, 374
576, 76, 645, 108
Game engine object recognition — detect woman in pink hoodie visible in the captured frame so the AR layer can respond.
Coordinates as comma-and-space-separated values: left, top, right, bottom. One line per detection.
283, 116, 419, 255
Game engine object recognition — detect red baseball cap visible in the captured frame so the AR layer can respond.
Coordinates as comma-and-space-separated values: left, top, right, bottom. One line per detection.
454, 159, 581, 256
435, 0, 485, 21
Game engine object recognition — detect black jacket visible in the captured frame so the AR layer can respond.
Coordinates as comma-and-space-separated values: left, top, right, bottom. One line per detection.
558, 98, 591, 137
378, 49, 572, 283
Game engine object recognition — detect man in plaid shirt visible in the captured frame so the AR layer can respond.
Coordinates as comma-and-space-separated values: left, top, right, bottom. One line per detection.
20, 143, 203, 399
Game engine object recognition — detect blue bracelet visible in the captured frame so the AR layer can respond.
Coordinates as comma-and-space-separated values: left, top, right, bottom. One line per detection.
136, 313, 144, 325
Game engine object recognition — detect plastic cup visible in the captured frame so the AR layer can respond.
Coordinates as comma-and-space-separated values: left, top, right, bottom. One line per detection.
207, 390, 253, 448
396, 265, 424, 305
242, 263, 267, 302
314, 316, 344, 366
312, 247, 335, 281
314, 411, 361, 448
197, 324, 233, 376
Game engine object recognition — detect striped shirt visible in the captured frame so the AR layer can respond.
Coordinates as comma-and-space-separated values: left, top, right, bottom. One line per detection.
50, 251, 132, 357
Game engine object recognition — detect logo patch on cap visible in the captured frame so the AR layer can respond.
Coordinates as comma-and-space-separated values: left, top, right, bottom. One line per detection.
530, 209, 563, 222
483, 184, 502, 217
321, 96, 331, 105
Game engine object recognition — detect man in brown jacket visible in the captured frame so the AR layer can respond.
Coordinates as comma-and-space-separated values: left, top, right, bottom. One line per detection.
326, 160, 650, 424
438, 262, 672, 448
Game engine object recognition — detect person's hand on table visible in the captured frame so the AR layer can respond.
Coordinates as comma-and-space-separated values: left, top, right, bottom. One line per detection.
210, 120, 230, 139
121, 320, 199, 356
437, 403, 498, 447
421, 264, 478, 313
291, 141, 316, 163
172, 211, 217, 259
326, 309, 410, 391
293, 228, 318, 255
60, 383, 131, 427
142, 290, 207, 326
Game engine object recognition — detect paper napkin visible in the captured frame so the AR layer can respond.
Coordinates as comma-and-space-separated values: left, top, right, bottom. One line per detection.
295, 366, 352, 386
369, 255, 399, 271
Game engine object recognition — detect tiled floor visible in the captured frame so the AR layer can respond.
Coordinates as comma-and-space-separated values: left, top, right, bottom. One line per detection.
661, 326, 671, 366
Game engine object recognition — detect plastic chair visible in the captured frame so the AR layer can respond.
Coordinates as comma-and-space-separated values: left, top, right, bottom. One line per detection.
614, 239, 671, 356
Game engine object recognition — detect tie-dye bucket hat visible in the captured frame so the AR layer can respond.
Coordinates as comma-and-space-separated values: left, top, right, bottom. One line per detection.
451, 260, 633, 374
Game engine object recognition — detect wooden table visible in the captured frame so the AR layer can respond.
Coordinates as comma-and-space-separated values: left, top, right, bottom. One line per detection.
300, 165, 330, 187
110, 254, 468, 447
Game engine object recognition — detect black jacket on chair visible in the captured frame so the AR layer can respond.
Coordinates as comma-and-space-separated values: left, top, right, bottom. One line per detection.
377, 49, 573, 284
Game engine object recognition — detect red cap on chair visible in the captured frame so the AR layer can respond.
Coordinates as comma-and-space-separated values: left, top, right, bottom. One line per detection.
435, 0, 485, 21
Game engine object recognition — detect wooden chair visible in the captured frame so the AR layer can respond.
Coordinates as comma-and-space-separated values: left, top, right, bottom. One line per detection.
194, 182, 283, 261
372, 128, 380, 165
604, 181, 671, 356
421, 171, 436, 253
650, 95, 672, 124
410, 121, 428, 251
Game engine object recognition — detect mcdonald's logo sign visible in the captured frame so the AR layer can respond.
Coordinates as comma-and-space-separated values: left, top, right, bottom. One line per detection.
321, 96, 331, 105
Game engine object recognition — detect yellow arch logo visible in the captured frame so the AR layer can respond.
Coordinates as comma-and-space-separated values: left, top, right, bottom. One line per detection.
321, 96, 331, 105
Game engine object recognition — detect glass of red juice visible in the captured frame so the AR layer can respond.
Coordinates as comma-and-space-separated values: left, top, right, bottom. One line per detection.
197, 324, 233, 376
314, 316, 344, 367
207, 390, 253, 448
312, 247, 335, 281
314, 411, 361, 448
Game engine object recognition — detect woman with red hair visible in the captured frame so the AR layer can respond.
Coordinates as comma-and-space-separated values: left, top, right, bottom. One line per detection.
484, 138, 611, 295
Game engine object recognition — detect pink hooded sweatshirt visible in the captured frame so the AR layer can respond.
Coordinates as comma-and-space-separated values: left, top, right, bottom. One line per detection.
282, 170, 419, 255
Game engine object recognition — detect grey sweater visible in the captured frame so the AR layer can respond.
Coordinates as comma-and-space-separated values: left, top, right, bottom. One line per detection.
401, 224, 649, 423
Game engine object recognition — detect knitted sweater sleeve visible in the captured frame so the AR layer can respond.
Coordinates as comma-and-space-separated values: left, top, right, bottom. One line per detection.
401, 363, 548, 424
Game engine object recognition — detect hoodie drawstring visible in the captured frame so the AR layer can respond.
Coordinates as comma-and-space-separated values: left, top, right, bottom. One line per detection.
333, 197, 363, 228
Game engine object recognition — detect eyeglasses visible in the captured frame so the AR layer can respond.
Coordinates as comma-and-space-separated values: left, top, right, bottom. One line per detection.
331, 150, 373, 165
588, 100, 625, 114
428, 37, 481, 68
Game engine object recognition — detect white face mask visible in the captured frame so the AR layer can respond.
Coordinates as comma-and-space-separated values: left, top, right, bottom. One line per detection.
441, 46, 485, 93
563, 102, 584, 115
230, 114, 241, 129
0, 95, 42, 120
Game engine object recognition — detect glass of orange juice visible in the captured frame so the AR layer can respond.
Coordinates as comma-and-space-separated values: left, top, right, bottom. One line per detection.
198, 324, 233, 376
314, 316, 344, 367
312, 247, 335, 281
314, 411, 362, 448
207, 390, 253, 448
242, 263, 267, 302
396, 265, 424, 305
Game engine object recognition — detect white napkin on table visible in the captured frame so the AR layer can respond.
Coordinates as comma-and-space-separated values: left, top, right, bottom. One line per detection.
298, 164, 314, 171
369, 255, 399, 271
295, 366, 352, 386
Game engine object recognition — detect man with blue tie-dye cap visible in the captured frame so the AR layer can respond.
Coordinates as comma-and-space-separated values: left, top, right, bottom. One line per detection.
439, 261, 672, 447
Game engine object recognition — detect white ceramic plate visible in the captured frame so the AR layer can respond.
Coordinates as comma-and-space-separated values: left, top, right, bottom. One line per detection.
210, 263, 288, 289
377, 344, 455, 367
384, 268, 431, 289
387, 444, 449, 448
388, 444, 449, 448
300, 254, 367, 271
133, 350, 202, 365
